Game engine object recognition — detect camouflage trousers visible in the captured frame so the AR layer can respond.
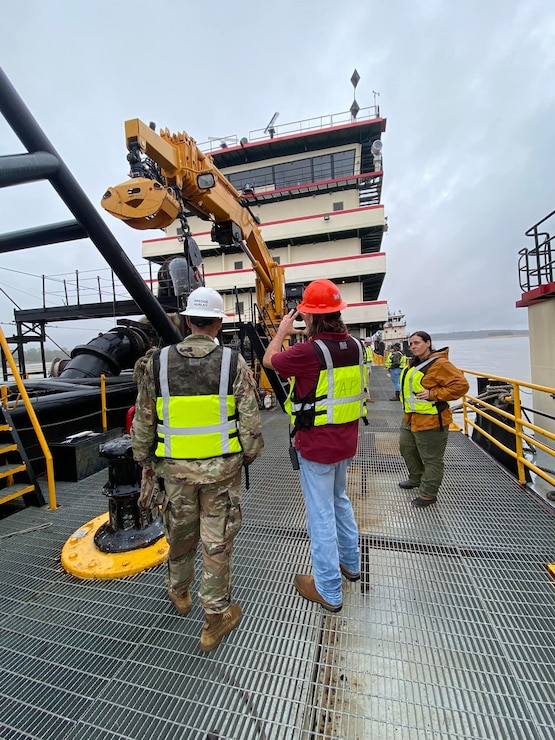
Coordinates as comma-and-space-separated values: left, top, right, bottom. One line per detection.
162, 469, 242, 614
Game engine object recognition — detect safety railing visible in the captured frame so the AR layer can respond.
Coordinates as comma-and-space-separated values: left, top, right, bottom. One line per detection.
458, 368, 555, 489
518, 208, 555, 292
0, 327, 57, 509
198, 107, 381, 152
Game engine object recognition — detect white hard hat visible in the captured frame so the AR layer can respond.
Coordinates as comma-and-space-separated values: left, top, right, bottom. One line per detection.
181, 287, 226, 318
364, 337, 372, 342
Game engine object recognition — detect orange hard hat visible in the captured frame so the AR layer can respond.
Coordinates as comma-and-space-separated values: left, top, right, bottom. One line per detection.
297, 279, 347, 314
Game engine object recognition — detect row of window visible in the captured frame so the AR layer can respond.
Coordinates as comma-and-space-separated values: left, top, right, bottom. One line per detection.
227, 150, 356, 192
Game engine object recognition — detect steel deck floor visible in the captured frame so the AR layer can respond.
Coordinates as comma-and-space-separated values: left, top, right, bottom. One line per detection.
0, 367, 554, 739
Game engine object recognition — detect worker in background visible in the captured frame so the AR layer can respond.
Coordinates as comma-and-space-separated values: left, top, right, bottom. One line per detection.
131, 287, 264, 652
398, 331, 468, 507
385, 342, 407, 401
363, 337, 375, 402
372, 334, 385, 366
263, 279, 365, 613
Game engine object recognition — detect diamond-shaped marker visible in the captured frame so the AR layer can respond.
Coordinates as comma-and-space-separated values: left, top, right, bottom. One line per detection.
350, 100, 360, 119
351, 69, 360, 88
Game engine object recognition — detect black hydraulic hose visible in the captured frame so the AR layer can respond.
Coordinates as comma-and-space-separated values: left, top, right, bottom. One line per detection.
0, 66, 182, 346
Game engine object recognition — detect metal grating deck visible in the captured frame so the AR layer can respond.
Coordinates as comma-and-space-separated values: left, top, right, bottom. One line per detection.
0, 366, 554, 739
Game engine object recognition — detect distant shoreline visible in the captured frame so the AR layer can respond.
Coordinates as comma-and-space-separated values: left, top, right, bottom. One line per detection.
430, 330, 528, 341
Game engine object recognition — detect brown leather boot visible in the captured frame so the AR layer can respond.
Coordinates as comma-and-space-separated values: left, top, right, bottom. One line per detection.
199, 604, 242, 652
168, 587, 192, 615
294, 574, 342, 612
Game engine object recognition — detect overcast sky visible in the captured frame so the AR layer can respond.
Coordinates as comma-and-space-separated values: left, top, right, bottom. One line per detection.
2, 0, 554, 350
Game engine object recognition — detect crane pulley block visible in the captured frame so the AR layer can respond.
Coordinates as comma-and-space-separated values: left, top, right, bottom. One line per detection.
211, 220, 243, 249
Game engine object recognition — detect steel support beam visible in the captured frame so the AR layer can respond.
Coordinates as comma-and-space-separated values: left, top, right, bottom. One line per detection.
0, 66, 181, 345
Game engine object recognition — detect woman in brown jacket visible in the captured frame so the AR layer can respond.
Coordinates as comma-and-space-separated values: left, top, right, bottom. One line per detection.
398, 331, 469, 507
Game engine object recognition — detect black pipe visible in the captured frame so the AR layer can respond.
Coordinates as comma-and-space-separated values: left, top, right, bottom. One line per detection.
0, 151, 60, 187
0, 66, 182, 346
0, 220, 87, 253
60, 325, 149, 379
4, 378, 138, 475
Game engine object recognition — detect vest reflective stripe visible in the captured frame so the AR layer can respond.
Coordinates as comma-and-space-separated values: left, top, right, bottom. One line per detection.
364, 346, 373, 363
386, 351, 407, 369
155, 346, 242, 459
286, 339, 366, 427
401, 357, 443, 414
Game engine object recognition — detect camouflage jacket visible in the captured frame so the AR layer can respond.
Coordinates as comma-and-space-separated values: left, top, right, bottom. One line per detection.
131, 334, 264, 484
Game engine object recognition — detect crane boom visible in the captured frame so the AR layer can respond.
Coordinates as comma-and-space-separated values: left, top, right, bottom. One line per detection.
101, 119, 287, 326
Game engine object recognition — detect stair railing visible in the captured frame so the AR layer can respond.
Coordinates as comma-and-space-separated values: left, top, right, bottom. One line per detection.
0, 327, 57, 509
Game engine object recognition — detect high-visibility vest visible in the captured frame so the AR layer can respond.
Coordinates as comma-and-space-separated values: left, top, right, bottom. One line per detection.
385, 350, 407, 369
400, 356, 443, 415
154, 345, 242, 459
364, 346, 373, 363
285, 338, 366, 429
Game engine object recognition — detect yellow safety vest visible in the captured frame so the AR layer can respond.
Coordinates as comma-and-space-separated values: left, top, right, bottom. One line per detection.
385, 351, 407, 370
364, 346, 373, 364
155, 346, 242, 459
401, 357, 443, 415
285, 338, 366, 429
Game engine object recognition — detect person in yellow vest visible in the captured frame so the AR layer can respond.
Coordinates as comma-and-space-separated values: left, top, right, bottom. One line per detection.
363, 337, 375, 402
372, 335, 385, 366
385, 342, 407, 400
263, 279, 366, 612
398, 331, 469, 507
131, 287, 264, 651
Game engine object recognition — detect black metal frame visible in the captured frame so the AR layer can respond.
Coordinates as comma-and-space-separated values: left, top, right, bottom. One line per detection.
0, 66, 182, 365
518, 208, 555, 292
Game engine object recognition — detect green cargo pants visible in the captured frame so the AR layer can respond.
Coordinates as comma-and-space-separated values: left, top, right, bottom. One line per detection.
399, 420, 449, 499
162, 469, 242, 613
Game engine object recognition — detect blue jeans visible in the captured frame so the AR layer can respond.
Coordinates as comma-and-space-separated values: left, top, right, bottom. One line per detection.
298, 453, 360, 606
390, 367, 402, 392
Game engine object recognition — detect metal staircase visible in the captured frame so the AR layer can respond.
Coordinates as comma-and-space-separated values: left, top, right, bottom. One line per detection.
0, 405, 44, 507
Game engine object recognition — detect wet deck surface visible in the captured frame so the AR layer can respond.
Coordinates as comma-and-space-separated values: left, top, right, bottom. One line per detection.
1, 367, 554, 739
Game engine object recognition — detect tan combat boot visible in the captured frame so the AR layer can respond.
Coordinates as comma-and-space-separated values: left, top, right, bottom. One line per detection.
199, 603, 242, 652
168, 587, 192, 615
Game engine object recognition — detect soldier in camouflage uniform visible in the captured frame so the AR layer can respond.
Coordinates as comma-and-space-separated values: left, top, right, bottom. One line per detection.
131, 287, 264, 652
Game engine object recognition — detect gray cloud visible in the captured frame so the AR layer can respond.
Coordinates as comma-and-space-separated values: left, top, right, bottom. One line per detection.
1, 0, 554, 348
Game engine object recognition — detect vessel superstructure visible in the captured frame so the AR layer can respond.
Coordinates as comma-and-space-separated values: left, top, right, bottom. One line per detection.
381, 308, 409, 349
140, 109, 389, 340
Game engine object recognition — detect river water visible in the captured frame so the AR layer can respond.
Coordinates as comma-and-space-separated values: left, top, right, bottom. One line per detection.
434, 335, 531, 400
440, 336, 530, 382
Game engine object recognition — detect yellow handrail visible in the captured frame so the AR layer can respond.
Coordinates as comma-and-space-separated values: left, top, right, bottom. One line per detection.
0, 328, 57, 509
459, 368, 555, 488
100, 374, 107, 432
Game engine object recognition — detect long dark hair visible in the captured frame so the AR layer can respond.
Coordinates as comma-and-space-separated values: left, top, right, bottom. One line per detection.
307, 312, 346, 338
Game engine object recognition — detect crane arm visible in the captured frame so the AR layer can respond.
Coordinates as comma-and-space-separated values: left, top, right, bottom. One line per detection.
101, 119, 286, 325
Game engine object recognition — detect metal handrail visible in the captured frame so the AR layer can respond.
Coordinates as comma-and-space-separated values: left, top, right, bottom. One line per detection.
0, 327, 57, 509
459, 368, 555, 489
198, 107, 381, 153
518, 209, 555, 292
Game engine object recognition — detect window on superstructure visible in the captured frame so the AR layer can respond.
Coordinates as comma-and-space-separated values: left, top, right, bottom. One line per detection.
226, 149, 356, 193
333, 150, 356, 178
274, 160, 312, 189
235, 301, 244, 315
333, 202, 344, 211
234, 261, 243, 270
228, 166, 273, 191
362, 278, 374, 302
313, 154, 332, 181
